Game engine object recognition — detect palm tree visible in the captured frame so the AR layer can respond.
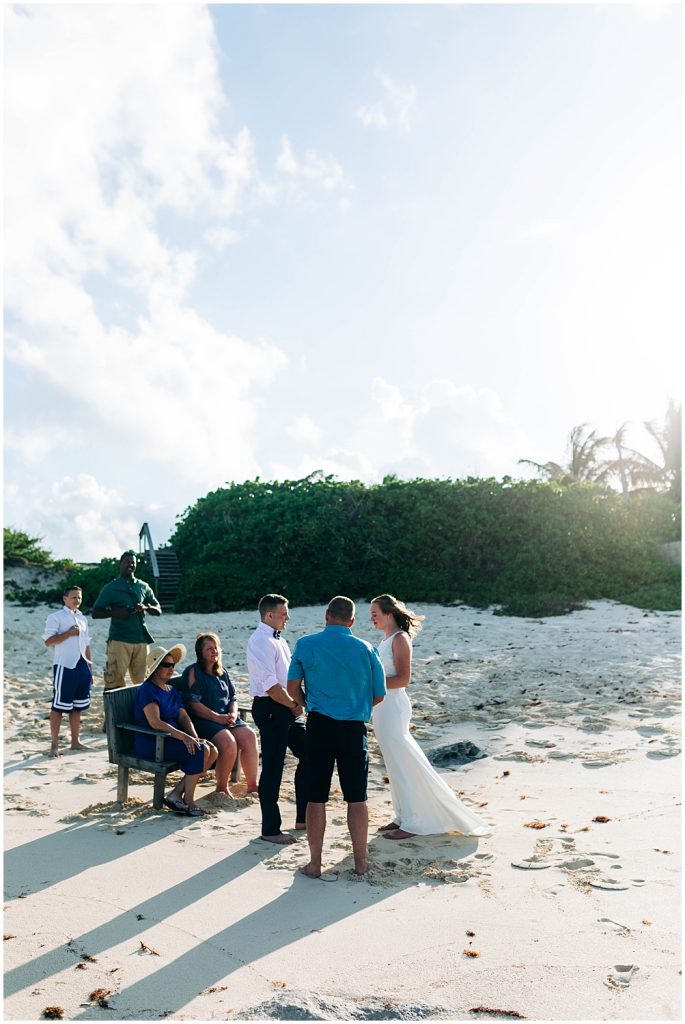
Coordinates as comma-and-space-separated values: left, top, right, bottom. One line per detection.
623, 400, 682, 502
519, 424, 611, 484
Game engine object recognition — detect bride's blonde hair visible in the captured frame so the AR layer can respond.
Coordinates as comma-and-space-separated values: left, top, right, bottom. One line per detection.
371, 594, 424, 637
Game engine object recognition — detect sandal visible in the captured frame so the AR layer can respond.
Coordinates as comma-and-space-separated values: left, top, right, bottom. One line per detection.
163, 797, 188, 815
186, 806, 208, 817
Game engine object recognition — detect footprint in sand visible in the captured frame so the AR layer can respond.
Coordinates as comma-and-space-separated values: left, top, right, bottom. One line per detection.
598, 918, 631, 934
604, 964, 639, 989
589, 876, 630, 891
511, 857, 552, 870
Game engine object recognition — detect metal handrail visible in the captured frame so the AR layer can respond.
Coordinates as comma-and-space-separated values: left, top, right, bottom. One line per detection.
138, 522, 159, 579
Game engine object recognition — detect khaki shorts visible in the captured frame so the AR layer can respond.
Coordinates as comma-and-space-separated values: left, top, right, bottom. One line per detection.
103, 641, 149, 689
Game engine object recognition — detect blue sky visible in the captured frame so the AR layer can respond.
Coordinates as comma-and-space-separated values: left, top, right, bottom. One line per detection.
4, 2, 682, 561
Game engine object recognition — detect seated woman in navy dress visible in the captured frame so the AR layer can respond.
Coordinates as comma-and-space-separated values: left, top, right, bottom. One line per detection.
134, 643, 218, 816
180, 632, 259, 798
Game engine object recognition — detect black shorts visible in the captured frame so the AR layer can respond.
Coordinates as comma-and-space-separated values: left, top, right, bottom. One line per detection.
306, 711, 368, 804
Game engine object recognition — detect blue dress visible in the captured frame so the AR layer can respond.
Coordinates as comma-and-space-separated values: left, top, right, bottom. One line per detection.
134, 679, 205, 774
180, 663, 247, 741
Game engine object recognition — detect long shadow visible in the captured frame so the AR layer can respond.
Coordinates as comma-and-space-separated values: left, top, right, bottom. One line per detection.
4, 811, 185, 901
4, 841, 257, 998
4, 753, 58, 777
67, 836, 480, 1021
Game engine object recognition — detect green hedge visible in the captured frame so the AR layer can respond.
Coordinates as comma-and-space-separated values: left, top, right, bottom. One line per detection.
170, 475, 681, 614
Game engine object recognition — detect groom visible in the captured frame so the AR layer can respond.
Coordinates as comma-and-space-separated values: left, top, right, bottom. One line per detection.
287, 596, 386, 876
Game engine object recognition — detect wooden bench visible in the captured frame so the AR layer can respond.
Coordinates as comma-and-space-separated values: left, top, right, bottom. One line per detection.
103, 680, 251, 810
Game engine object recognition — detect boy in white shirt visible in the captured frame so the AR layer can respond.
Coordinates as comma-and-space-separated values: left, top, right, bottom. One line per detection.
42, 585, 93, 757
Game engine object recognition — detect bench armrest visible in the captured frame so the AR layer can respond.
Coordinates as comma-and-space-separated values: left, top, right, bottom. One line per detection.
117, 722, 169, 762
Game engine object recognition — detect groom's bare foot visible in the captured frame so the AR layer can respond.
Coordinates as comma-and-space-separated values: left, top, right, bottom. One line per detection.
260, 833, 296, 845
383, 829, 416, 841
70, 742, 91, 751
48, 746, 61, 758
354, 861, 370, 875
377, 821, 399, 832
300, 862, 322, 878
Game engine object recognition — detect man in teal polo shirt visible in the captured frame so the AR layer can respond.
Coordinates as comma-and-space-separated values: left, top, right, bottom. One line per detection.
287, 595, 385, 877
92, 551, 161, 690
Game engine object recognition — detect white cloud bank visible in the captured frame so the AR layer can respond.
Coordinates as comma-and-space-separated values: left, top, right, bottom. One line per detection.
5, 4, 284, 490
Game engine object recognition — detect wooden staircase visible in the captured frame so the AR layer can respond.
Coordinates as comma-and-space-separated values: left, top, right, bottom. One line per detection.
138, 524, 182, 611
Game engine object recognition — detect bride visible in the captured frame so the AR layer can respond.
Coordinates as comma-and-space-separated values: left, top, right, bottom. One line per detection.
370, 594, 491, 841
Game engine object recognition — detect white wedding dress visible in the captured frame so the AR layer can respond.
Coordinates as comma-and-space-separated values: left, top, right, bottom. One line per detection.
372, 632, 491, 837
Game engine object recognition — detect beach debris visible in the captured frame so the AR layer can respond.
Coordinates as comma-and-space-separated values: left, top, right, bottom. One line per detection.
592, 816, 611, 823
502, 771, 510, 777
478, 802, 488, 807
82, 953, 98, 962
136, 914, 145, 920
466, 930, 476, 937
383, 776, 390, 783
42, 1009, 65, 1020
75, 963, 87, 970
523, 821, 547, 829
469, 1008, 525, 1019
207, 986, 229, 993
139, 941, 159, 955
89, 989, 112, 1008
463, 949, 480, 957
3, 934, 16, 940
654, 848, 672, 854
272, 980, 287, 988
642, 919, 652, 925
428, 741, 486, 767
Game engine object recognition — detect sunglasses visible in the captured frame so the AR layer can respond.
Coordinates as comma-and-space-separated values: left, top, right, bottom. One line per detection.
159, 661, 176, 670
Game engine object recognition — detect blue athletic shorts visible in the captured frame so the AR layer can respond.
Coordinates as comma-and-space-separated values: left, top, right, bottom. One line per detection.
52, 657, 92, 712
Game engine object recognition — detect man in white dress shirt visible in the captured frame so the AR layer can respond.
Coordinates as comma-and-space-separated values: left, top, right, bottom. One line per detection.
42, 585, 93, 757
247, 593, 308, 845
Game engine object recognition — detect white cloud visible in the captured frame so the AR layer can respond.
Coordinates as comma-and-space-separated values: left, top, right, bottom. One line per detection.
4, 428, 68, 463
4, 475, 143, 563
356, 72, 418, 132
288, 416, 323, 446
4, 4, 287, 489
276, 136, 354, 208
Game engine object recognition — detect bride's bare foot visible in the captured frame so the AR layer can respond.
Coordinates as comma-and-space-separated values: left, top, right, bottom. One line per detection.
70, 741, 91, 751
377, 821, 400, 832
383, 828, 416, 841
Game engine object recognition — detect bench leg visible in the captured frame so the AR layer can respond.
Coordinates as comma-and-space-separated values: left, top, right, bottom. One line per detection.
230, 750, 242, 784
153, 773, 166, 810
117, 765, 129, 804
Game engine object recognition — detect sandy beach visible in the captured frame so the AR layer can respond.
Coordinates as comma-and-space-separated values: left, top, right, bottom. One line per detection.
3, 598, 681, 1021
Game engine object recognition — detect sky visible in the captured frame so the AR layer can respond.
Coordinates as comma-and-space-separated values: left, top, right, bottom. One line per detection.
4, 1, 683, 562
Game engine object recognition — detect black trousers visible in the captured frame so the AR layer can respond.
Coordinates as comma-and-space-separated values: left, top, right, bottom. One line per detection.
252, 697, 308, 836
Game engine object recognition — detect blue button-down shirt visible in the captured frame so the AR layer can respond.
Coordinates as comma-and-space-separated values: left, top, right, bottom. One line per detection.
288, 624, 386, 722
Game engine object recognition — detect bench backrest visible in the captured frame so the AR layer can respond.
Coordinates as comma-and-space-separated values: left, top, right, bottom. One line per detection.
103, 677, 187, 764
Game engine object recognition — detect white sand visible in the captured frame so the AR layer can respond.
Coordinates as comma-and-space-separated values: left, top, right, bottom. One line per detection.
3, 598, 681, 1021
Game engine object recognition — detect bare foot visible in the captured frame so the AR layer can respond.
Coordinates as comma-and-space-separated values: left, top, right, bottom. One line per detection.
294, 822, 307, 831
48, 746, 61, 758
245, 786, 259, 795
383, 828, 416, 841
213, 788, 235, 799
300, 863, 322, 877
70, 742, 91, 751
354, 862, 370, 875
377, 821, 400, 831
260, 833, 296, 846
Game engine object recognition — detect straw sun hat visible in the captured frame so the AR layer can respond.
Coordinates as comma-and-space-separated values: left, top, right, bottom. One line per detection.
146, 643, 187, 678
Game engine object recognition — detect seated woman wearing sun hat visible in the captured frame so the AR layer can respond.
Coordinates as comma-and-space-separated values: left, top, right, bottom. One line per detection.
133, 643, 218, 817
